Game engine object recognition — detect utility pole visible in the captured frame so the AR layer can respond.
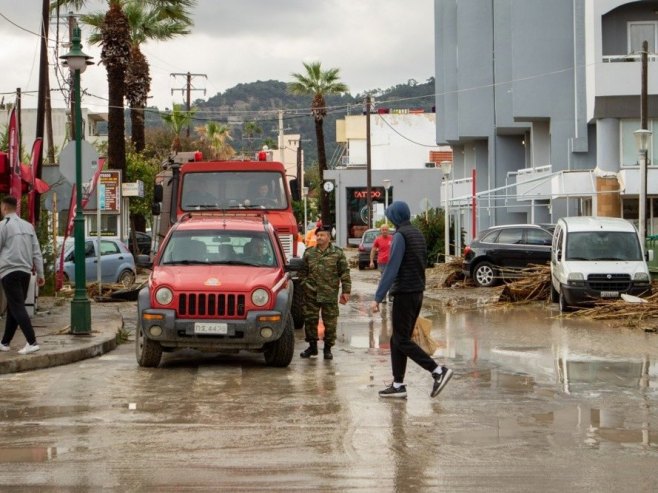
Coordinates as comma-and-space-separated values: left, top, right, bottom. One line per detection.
170, 71, 207, 137
278, 110, 285, 164
640, 40, 649, 240
296, 138, 303, 199
365, 94, 373, 229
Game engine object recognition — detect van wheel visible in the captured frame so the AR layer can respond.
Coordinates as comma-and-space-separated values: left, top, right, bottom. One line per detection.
559, 291, 570, 313
550, 284, 559, 303
264, 315, 294, 367
291, 281, 304, 330
473, 262, 497, 287
136, 322, 162, 367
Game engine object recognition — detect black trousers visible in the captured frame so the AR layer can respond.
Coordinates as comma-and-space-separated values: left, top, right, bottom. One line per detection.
390, 291, 438, 383
1, 271, 36, 346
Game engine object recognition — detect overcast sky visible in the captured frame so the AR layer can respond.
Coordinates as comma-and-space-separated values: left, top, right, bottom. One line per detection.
0, 0, 435, 112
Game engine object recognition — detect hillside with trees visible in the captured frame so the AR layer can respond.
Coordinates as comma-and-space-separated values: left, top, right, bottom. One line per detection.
182, 77, 436, 166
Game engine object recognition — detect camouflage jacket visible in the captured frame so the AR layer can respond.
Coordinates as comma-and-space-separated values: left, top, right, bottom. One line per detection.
300, 243, 351, 302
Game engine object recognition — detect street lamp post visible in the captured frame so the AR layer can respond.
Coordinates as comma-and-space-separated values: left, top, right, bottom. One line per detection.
634, 129, 652, 243
303, 186, 309, 236
382, 179, 391, 225
440, 161, 453, 263
61, 25, 93, 334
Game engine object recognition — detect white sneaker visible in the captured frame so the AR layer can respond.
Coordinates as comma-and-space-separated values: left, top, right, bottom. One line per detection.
0, 343, 10, 352
18, 343, 40, 355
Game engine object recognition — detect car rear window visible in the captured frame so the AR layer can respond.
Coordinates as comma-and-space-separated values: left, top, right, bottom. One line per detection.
526, 229, 553, 245
495, 228, 524, 244
480, 230, 499, 243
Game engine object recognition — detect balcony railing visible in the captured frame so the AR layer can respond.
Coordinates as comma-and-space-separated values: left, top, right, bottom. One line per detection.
602, 54, 658, 63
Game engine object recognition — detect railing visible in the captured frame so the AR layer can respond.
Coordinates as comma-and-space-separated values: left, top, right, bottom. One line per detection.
602, 54, 658, 63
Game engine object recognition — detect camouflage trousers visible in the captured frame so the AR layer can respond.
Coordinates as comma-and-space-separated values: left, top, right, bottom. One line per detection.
303, 294, 339, 345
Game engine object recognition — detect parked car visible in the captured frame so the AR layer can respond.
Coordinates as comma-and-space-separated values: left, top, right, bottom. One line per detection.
128, 230, 152, 255
463, 224, 555, 287
57, 238, 136, 287
357, 227, 395, 270
550, 216, 652, 311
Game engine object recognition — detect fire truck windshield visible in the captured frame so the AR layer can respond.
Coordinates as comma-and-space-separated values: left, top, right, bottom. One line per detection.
181, 171, 288, 211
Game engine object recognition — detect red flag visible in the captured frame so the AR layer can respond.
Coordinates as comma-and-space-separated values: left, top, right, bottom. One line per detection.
26, 139, 43, 224
8, 108, 22, 215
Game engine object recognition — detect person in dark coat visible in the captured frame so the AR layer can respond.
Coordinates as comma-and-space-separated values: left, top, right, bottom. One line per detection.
371, 201, 453, 399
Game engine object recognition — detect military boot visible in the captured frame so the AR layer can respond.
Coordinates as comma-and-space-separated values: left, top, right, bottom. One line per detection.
300, 340, 318, 358
323, 344, 333, 360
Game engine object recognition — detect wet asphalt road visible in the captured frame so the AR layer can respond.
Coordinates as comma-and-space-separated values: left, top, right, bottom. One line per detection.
0, 277, 657, 491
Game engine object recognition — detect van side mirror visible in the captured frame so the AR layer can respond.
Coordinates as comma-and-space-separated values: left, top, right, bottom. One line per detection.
555, 248, 561, 261
136, 254, 153, 269
286, 257, 304, 272
646, 250, 654, 262
289, 179, 300, 201
154, 184, 163, 203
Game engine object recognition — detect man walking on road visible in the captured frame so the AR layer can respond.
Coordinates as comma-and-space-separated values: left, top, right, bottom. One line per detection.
371, 201, 452, 399
299, 225, 351, 360
370, 224, 393, 273
0, 196, 45, 355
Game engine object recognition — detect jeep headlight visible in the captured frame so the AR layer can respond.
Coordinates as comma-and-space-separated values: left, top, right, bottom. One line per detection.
252, 288, 270, 307
155, 287, 174, 305
633, 272, 650, 282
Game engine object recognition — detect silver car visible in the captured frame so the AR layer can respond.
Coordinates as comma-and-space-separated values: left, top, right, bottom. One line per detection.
58, 238, 136, 287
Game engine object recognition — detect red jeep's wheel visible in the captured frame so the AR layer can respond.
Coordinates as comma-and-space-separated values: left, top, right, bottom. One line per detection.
264, 314, 294, 367
136, 322, 163, 367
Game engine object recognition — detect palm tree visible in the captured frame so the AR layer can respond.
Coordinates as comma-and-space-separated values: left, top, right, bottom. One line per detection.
289, 61, 348, 224
242, 120, 262, 154
196, 121, 235, 160
52, 0, 195, 166
52, 0, 131, 173
161, 103, 195, 152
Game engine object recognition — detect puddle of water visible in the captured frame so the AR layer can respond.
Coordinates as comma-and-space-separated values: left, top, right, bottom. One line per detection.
0, 446, 91, 463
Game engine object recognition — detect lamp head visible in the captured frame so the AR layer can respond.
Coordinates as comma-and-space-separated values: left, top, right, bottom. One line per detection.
60, 26, 93, 74
440, 160, 453, 175
382, 179, 392, 190
634, 129, 653, 153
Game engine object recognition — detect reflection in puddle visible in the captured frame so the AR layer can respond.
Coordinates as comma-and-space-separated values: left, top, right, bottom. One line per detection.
0, 446, 90, 463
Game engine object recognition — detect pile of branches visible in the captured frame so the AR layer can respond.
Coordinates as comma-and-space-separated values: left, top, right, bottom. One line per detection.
86, 282, 128, 298
565, 290, 658, 321
441, 256, 466, 287
498, 264, 551, 303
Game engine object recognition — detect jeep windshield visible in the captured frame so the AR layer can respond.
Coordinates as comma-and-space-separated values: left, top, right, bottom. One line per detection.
161, 230, 278, 267
565, 231, 642, 261
180, 171, 288, 211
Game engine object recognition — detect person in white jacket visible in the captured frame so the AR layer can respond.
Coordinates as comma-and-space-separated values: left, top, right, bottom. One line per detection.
0, 196, 45, 355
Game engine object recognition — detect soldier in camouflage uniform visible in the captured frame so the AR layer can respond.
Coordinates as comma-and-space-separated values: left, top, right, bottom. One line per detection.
299, 225, 351, 360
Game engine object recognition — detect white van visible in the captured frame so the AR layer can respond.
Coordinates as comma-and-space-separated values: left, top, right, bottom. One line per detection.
550, 217, 652, 311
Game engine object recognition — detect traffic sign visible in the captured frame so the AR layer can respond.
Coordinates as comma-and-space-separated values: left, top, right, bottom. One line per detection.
59, 141, 99, 184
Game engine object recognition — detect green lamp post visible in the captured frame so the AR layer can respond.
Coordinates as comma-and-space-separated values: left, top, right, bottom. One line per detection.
60, 25, 93, 334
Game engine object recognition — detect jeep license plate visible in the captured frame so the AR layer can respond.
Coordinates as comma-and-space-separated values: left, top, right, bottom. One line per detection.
600, 291, 619, 298
194, 322, 228, 335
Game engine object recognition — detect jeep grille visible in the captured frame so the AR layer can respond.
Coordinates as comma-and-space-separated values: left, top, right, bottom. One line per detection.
278, 233, 293, 259
178, 292, 246, 318
586, 273, 631, 291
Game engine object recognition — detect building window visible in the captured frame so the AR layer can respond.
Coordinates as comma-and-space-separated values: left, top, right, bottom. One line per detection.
621, 119, 641, 166
628, 22, 657, 54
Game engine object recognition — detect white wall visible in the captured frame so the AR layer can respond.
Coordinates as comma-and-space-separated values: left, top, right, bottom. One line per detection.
345, 113, 446, 169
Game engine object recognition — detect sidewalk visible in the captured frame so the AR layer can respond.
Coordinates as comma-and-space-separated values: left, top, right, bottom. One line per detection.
0, 296, 124, 374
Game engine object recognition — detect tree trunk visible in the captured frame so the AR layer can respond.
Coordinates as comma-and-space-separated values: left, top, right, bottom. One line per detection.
131, 107, 145, 152
107, 68, 126, 171
125, 45, 149, 153
314, 117, 329, 224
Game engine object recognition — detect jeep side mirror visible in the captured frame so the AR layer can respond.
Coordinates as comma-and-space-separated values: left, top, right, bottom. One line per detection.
136, 254, 153, 269
286, 257, 304, 272
289, 178, 300, 201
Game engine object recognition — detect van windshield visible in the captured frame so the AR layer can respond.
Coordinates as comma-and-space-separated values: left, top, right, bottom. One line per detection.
566, 231, 642, 261
180, 171, 288, 211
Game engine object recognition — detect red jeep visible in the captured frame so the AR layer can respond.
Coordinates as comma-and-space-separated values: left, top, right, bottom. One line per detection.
136, 213, 302, 368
